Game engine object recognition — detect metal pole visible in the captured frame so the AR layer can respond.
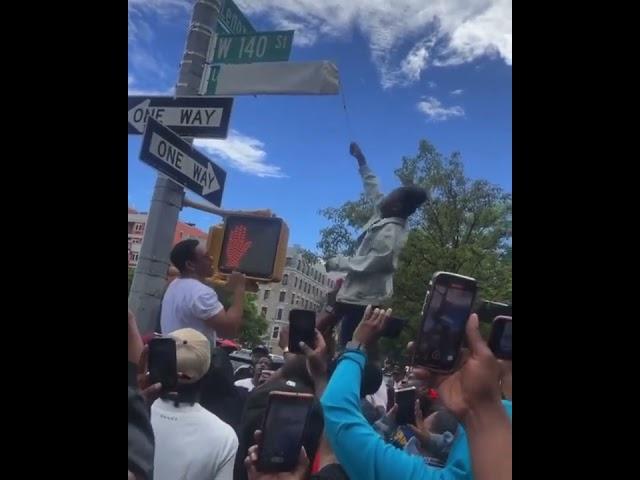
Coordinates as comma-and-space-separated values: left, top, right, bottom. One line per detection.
182, 196, 274, 218
129, 0, 222, 334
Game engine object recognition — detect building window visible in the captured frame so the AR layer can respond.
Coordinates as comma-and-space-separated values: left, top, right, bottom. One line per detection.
282, 274, 289, 286
329, 280, 334, 289
294, 277, 298, 288
297, 260, 301, 270
261, 307, 268, 317
322, 275, 325, 286
277, 308, 283, 320
272, 326, 280, 339
291, 293, 296, 304
264, 290, 270, 300
286, 257, 294, 267
134, 223, 144, 233
131, 252, 139, 262
279, 291, 286, 302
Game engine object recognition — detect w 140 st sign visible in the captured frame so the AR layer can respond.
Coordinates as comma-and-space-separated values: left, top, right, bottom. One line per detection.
214, 30, 294, 64
140, 118, 227, 206
128, 96, 233, 138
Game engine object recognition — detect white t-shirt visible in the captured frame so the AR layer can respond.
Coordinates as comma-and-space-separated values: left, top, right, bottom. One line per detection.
160, 278, 224, 346
366, 381, 388, 411
151, 399, 238, 480
234, 377, 255, 392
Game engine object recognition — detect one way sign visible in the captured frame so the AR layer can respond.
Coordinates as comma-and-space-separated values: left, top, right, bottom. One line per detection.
128, 96, 233, 138
140, 118, 227, 206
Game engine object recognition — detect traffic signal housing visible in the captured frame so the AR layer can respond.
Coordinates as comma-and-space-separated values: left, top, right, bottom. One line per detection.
206, 214, 289, 283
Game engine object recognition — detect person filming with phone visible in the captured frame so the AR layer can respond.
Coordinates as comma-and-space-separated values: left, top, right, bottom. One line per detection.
324, 142, 427, 347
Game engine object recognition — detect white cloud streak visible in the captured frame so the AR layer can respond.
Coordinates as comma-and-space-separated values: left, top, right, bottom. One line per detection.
450, 89, 464, 95
235, 0, 511, 88
128, 75, 174, 96
417, 97, 465, 121
194, 130, 286, 179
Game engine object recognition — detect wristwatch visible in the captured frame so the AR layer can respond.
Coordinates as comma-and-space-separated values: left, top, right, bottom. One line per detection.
345, 340, 366, 353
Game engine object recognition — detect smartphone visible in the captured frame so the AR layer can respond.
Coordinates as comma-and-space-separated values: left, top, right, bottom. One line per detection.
394, 386, 417, 425
488, 316, 512, 360
414, 272, 478, 373
476, 300, 512, 324
148, 337, 178, 391
257, 391, 315, 472
381, 316, 407, 339
288, 309, 316, 354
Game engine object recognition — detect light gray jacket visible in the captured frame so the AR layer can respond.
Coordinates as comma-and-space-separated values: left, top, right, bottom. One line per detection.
333, 165, 408, 306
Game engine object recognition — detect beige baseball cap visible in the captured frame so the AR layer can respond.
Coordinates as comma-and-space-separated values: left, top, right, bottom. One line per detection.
168, 328, 211, 384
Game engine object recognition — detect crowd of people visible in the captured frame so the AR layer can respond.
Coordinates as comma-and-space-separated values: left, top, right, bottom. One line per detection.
128, 143, 512, 480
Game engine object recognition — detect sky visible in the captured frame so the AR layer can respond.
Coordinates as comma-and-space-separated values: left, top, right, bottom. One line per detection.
128, 0, 512, 252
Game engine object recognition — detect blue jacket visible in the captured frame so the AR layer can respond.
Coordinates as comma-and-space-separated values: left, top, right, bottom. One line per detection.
321, 350, 512, 480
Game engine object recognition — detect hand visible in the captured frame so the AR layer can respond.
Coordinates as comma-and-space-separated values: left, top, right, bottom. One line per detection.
300, 329, 328, 383
353, 306, 392, 347
128, 309, 144, 365
278, 325, 290, 351
227, 271, 246, 291
409, 399, 430, 446
349, 142, 365, 162
245, 430, 309, 480
436, 314, 502, 423
258, 369, 274, 385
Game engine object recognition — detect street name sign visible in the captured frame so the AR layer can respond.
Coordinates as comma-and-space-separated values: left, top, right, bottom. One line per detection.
214, 30, 294, 64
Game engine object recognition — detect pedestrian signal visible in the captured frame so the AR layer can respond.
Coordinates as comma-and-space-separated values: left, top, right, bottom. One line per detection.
207, 215, 289, 282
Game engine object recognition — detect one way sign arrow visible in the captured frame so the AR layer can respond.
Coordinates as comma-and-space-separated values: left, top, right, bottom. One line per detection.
128, 96, 233, 139
140, 118, 227, 206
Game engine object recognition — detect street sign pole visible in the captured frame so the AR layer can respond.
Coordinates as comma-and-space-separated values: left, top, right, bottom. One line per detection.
129, 0, 222, 334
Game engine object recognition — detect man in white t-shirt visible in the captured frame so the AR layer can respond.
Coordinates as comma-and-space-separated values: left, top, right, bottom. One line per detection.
161, 239, 245, 347
151, 328, 238, 480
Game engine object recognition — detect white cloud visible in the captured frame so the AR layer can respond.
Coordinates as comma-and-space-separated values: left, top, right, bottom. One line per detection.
417, 97, 465, 121
427, 81, 437, 89
128, 75, 174, 96
450, 89, 464, 95
235, 0, 511, 88
194, 130, 286, 179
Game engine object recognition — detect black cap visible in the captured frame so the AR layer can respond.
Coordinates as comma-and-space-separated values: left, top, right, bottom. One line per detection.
252, 345, 269, 354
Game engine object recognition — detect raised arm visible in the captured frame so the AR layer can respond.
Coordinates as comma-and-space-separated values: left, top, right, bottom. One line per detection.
350, 142, 383, 203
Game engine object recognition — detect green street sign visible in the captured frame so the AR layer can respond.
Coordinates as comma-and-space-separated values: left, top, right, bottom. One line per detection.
206, 65, 222, 95
214, 30, 294, 64
217, 0, 255, 35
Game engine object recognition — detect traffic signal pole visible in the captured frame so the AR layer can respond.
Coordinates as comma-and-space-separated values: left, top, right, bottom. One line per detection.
128, 0, 222, 334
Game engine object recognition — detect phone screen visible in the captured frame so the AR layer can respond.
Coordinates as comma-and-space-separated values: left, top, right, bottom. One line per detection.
415, 273, 477, 372
288, 310, 316, 354
148, 338, 178, 391
258, 393, 313, 472
395, 387, 416, 425
489, 316, 512, 360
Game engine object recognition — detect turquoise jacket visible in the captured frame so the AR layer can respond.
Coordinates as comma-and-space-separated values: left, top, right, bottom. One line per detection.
321, 350, 512, 480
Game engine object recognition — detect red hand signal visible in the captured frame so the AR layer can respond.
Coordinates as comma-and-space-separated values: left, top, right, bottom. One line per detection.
224, 224, 253, 269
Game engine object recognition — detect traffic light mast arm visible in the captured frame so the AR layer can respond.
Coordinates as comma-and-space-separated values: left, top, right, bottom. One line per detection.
182, 196, 272, 218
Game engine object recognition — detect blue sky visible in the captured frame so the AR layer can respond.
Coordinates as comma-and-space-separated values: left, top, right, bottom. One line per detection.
128, 0, 512, 251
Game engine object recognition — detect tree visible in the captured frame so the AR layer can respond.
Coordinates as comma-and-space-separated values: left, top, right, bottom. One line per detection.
216, 288, 268, 347
318, 139, 512, 357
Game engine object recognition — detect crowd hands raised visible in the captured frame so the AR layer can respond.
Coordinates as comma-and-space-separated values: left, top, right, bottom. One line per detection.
129, 301, 511, 480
